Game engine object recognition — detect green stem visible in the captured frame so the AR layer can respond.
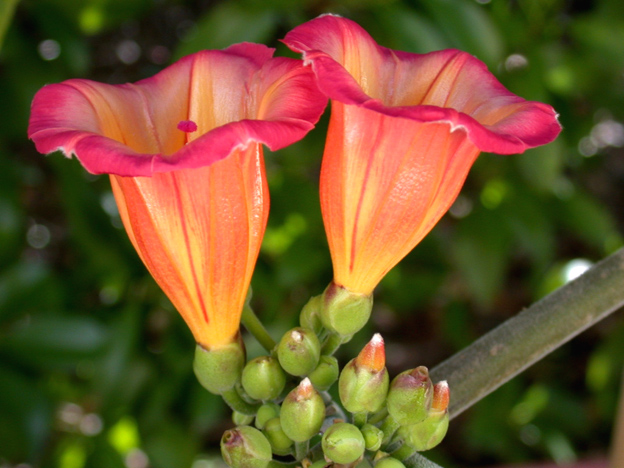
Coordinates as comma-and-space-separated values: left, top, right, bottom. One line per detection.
321, 332, 343, 355
430, 247, 624, 419
352, 412, 368, 428
241, 303, 276, 352
391, 443, 415, 462
221, 388, 260, 415
401, 452, 445, 468
379, 414, 400, 447
294, 440, 309, 461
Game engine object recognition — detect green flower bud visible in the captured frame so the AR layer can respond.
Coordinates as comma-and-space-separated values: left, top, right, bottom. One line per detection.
322, 422, 365, 465
396, 411, 449, 452
360, 423, 383, 452
375, 457, 406, 468
233, 411, 254, 426
386, 367, 432, 426
194, 341, 245, 395
320, 282, 373, 337
263, 417, 293, 456
255, 402, 280, 430
308, 460, 331, 468
308, 355, 340, 391
277, 327, 321, 377
241, 356, 287, 401
221, 426, 272, 468
280, 378, 325, 442
300, 295, 323, 335
339, 334, 389, 414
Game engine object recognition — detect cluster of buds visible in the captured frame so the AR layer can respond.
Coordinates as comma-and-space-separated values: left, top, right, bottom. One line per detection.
197, 302, 450, 468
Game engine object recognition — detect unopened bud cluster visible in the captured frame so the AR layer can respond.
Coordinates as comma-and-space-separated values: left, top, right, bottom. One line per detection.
194, 284, 450, 468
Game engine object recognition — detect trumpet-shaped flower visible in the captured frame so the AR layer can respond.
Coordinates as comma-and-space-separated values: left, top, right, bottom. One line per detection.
284, 15, 561, 296
28, 43, 327, 348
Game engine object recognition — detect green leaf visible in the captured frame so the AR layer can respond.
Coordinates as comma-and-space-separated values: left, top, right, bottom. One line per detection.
1, 315, 109, 369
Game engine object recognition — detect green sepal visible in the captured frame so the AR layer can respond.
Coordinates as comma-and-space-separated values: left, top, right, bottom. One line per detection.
320, 282, 373, 337
194, 341, 245, 395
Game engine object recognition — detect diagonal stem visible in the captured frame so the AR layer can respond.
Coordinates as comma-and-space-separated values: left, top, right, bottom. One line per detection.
241, 303, 276, 352
430, 247, 624, 419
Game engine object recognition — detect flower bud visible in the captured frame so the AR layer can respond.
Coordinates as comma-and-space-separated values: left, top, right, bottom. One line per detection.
338, 334, 389, 414
361, 423, 383, 451
232, 411, 254, 426
396, 381, 450, 452
375, 457, 406, 468
300, 295, 323, 335
320, 282, 373, 337
221, 426, 272, 468
241, 356, 287, 401
396, 411, 449, 452
263, 417, 293, 456
386, 366, 432, 426
308, 355, 340, 391
194, 340, 245, 395
321, 422, 365, 465
277, 327, 321, 377
308, 460, 331, 468
255, 402, 280, 430
280, 378, 325, 442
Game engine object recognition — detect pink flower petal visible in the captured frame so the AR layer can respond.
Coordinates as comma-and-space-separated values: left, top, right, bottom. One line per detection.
283, 14, 561, 154
28, 43, 327, 176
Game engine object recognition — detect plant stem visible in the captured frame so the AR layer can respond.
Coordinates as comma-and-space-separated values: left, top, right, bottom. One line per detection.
430, 247, 624, 419
402, 452, 445, 468
241, 303, 276, 352
352, 412, 368, 428
294, 441, 309, 461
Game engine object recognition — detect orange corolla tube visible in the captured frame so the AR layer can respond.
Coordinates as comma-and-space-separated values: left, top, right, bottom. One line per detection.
284, 15, 561, 296
29, 43, 327, 348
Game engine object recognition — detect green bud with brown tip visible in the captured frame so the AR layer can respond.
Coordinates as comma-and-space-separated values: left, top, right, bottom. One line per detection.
386, 366, 433, 426
221, 426, 272, 468
241, 356, 287, 401
277, 327, 321, 377
339, 334, 389, 414
321, 422, 365, 465
320, 282, 373, 337
194, 340, 245, 395
280, 378, 325, 442
308, 355, 340, 391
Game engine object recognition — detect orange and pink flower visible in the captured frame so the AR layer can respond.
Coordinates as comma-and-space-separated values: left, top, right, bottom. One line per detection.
28, 43, 326, 348
284, 15, 561, 296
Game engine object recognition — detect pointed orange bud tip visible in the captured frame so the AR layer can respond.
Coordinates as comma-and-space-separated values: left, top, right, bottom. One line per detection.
177, 119, 198, 132
432, 381, 450, 412
297, 377, 314, 399
356, 333, 386, 372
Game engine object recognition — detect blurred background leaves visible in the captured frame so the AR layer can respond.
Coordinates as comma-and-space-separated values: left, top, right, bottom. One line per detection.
1, 0, 623, 467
